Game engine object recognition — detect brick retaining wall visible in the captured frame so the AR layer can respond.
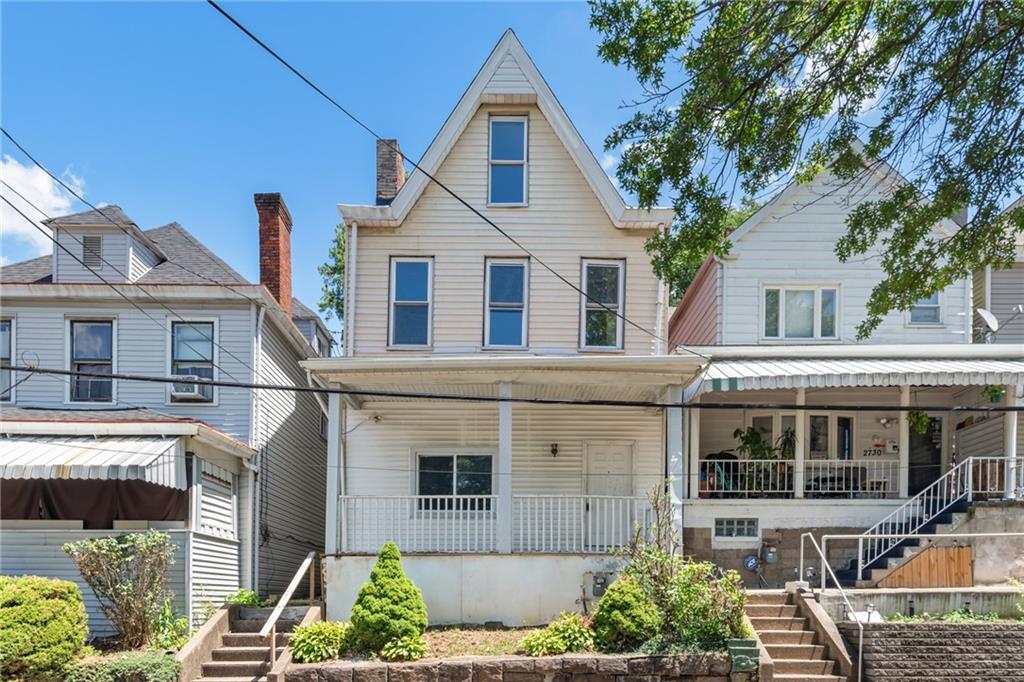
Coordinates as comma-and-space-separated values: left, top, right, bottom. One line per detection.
286, 652, 752, 681
839, 622, 1024, 681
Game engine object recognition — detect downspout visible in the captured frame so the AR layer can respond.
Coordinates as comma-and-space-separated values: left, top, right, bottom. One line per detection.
347, 221, 358, 356
251, 304, 267, 592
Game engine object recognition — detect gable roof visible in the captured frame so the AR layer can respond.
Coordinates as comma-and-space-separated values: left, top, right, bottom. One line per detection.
43, 205, 168, 260
338, 30, 675, 230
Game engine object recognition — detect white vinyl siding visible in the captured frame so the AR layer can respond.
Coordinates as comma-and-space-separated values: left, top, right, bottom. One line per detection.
128, 236, 159, 282
54, 226, 130, 284
987, 264, 1024, 343
190, 533, 240, 625
199, 461, 236, 540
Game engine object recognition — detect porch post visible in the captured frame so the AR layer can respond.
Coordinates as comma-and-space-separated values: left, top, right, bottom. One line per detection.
1005, 384, 1020, 499
666, 386, 685, 530
899, 385, 911, 498
325, 393, 344, 554
497, 383, 513, 553
687, 398, 701, 499
794, 388, 806, 498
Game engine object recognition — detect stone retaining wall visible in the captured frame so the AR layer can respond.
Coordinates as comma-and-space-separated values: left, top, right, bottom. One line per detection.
286, 652, 751, 682
839, 622, 1024, 681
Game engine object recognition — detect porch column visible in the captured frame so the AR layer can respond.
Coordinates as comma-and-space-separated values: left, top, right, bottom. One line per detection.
687, 399, 701, 499
325, 393, 344, 554
899, 385, 911, 498
497, 383, 513, 553
1005, 385, 1020, 500
666, 386, 685, 529
794, 388, 806, 498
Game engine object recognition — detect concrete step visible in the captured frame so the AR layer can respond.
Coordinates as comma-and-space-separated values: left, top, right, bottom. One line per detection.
772, 676, 845, 682
237, 606, 309, 621
230, 618, 300, 633
745, 604, 799, 618
749, 616, 810, 631
201, 661, 270, 678
211, 646, 270, 662
221, 632, 291, 648
765, 643, 826, 660
774, 658, 836, 676
196, 678, 268, 682
745, 590, 791, 605
758, 630, 819, 645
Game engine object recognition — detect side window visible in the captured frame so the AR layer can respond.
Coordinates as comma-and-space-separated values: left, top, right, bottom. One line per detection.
69, 320, 114, 402
170, 321, 215, 403
910, 292, 941, 325
389, 258, 432, 347
580, 260, 624, 350
489, 117, 527, 205
0, 319, 11, 402
485, 259, 528, 348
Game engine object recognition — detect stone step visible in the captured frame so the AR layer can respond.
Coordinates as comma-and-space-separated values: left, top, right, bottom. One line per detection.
196, 678, 268, 682
222, 632, 291, 648
201, 661, 270, 678
765, 643, 826, 660
774, 658, 836, 676
772, 676, 845, 682
230, 618, 300, 633
211, 646, 271, 662
745, 590, 791, 605
758, 630, 819, 645
749, 616, 810, 631
745, 604, 799, 618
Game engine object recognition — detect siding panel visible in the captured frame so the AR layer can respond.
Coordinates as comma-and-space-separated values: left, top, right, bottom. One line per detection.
190, 534, 240, 624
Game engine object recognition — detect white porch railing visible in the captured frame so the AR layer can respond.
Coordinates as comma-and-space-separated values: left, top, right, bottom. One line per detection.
804, 459, 899, 498
513, 495, 651, 553
699, 460, 794, 497
340, 495, 497, 554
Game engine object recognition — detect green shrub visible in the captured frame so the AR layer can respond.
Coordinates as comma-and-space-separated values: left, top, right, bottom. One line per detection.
380, 634, 428, 661
63, 531, 176, 648
662, 561, 747, 651
520, 612, 595, 656
224, 589, 263, 607
350, 542, 428, 652
0, 575, 88, 680
150, 598, 190, 650
592, 575, 660, 652
65, 650, 181, 682
289, 620, 353, 663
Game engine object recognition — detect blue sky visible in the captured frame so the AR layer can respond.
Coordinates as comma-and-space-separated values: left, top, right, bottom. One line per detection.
1, 1, 645, 326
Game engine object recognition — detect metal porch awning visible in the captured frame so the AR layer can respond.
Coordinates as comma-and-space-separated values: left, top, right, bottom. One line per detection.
689, 358, 1024, 398
0, 435, 187, 490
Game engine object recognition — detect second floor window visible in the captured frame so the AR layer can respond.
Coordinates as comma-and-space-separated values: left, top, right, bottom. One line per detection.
489, 117, 527, 205
910, 292, 941, 324
170, 321, 215, 402
0, 319, 11, 402
763, 286, 838, 340
485, 259, 528, 348
70, 320, 113, 402
580, 259, 625, 350
389, 258, 432, 347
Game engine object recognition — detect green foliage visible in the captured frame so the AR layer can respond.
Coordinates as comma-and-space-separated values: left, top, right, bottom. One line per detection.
889, 609, 1001, 623
150, 598, 190, 651
223, 589, 263, 607
289, 620, 353, 663
981, 385, 1007, 403
520, 612, 595, 657
65, 651, 182, 682
0, 575, 88, 680
592, 575, 660, 652
906, 410, 931, 435
63, 530, 176, 648
318, 222, 346, 322
379, 634, 428, 662
590, 0, 1024, 338
733, 426, 777, 460
350, 542, 428, 653
664, 561, 747, 651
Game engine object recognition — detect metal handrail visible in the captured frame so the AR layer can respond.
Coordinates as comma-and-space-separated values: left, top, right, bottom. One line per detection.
799, 532, 863, 682
259, 550, 316, 663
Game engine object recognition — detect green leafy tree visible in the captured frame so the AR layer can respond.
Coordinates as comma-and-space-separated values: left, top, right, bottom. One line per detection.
590, 0, 1024, 338
318, 222, 346, 323
349, 542, 428, 652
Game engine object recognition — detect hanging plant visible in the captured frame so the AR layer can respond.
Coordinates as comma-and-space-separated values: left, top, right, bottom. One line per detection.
980, 385, 1006, 403
906, 410, 931, 435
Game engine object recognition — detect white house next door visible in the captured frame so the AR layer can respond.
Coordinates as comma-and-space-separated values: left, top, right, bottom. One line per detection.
584, 441, 634, 550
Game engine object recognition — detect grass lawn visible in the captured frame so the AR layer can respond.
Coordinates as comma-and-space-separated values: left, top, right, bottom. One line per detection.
422, 626, 543, 658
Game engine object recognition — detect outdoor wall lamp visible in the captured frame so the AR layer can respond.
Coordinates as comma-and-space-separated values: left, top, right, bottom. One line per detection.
550, 443, 559, 457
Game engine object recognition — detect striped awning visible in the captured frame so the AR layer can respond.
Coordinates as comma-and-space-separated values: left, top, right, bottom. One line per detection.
0, 435, 187, 490
690, 358, 1024, 398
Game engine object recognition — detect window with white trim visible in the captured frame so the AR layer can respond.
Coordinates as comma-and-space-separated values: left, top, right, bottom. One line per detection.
389, 258, 432, 347
580, 259, 625, 349
0, 319, 11, 402
909, 292, 941, 324
170, 321, 215, 403
489, 117, 527, 205
763, 286, 838, 339
485, 259, 528, 348
69, 320, 113, 402
416, 453, 493, 510
714, 518, 758, 538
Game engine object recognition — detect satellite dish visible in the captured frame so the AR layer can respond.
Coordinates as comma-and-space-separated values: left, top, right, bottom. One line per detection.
977, 308, 1000, 333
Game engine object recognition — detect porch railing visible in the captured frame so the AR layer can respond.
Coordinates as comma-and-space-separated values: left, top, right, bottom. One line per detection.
512, 495, 651, 553
340, 495, 497, 554
699, 460, 794, 497
804, 459, 899, 498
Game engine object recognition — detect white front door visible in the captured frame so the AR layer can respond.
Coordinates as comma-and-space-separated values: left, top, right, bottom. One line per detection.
585, 442, 634, 549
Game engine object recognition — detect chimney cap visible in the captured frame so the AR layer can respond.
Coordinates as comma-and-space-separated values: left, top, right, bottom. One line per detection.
253, 192, 293, 229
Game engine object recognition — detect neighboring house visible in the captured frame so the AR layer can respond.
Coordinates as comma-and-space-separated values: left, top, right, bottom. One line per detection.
973, 196, 1024, 343
0, 194, 330, 633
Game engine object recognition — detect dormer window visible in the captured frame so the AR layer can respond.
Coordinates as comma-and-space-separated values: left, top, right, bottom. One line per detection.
489, 117, 527, 206
81, 235, 103, 268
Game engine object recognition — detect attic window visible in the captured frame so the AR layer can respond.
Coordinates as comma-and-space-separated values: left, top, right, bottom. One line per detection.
489, 117, 527, 205
82, 236, 102, 268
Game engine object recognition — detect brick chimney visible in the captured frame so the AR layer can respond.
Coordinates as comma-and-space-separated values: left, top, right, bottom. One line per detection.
376, 139, 405, 205
254, 192, 292, 316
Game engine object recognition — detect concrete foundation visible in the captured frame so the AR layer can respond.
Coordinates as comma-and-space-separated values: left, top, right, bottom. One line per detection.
818, 586, 1023, 621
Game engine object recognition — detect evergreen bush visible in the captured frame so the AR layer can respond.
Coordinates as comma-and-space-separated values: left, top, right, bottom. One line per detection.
349, 542, 428, 652
592, 575, 660, 652
0, 575, 88, 680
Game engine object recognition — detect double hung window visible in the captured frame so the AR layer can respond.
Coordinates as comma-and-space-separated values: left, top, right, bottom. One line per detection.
489, 117, 528, 205
389, 258, 432, 347
170, 321, 215, 402
580, 260, 625, 349
485, 259, 528, 348
70, 320, 113, 402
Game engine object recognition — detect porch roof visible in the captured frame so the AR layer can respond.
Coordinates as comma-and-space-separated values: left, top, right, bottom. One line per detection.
0, 435, 187, 490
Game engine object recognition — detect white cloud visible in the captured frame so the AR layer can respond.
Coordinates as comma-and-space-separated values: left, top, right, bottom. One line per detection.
0, 155, 86, 257
600, 152, 620, 188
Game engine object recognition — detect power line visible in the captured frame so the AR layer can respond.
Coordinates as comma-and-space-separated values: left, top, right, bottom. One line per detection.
5, 363, 1022, 413
204, 1, 708, 361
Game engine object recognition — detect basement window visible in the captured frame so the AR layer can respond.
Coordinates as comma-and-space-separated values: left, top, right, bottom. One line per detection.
714, 518, 758, 539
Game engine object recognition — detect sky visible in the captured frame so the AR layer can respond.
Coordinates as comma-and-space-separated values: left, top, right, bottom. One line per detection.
1, 1, 645, 330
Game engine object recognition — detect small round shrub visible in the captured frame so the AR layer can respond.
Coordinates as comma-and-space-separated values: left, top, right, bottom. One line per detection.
592, 575, 660, 652
0, 575, 88, 679
223, 589, 263, 607
520, 612, 595, 656
350, 542, 428, 652
379, 634, 428, 661
290, 620, 353, 663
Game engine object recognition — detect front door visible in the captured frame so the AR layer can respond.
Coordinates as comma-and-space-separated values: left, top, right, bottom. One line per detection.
909, 416, 944, 495
585, 442, 634, 549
